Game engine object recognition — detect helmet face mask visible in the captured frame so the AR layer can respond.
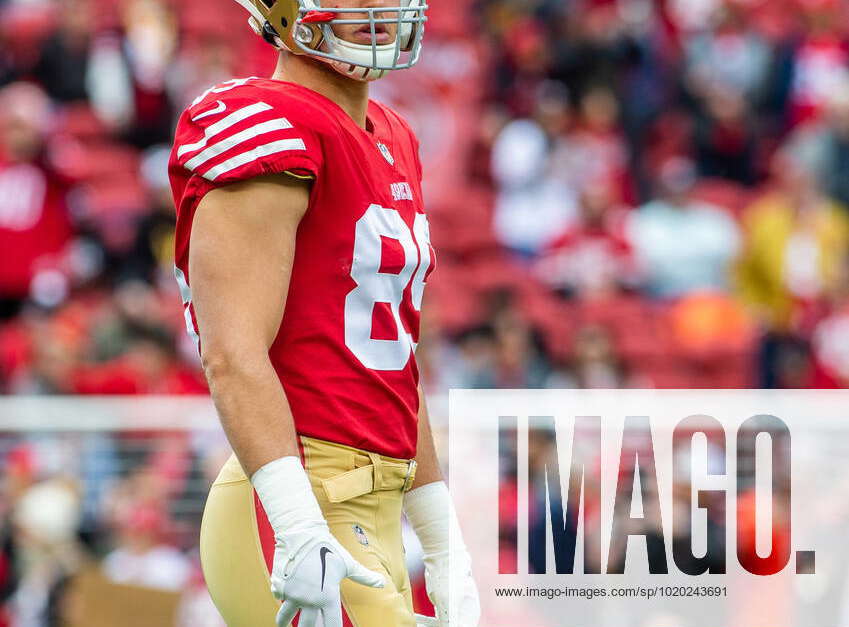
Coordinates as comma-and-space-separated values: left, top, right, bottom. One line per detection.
234, 0, 428, 81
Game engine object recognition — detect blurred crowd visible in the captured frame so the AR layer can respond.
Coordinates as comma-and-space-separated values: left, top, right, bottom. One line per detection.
4, 0, 849, 623
428, 0, 849, 393
5, 0, 849, 398
0, 427, 231, 626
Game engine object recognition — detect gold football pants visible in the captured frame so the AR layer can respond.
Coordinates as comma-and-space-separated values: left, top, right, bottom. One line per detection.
199, 436, 418, 627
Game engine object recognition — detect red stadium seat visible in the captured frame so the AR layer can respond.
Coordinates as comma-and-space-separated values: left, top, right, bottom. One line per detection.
54, 104, 109, 141
73, 144, 141, 183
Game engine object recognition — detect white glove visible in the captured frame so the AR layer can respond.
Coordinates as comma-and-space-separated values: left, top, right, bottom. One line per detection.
404, 482, 480, 627
252, 457, 386, 627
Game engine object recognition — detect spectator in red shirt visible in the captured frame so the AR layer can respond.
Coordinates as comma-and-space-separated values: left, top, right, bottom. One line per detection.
0, 82, 73, 318
534, 180, 636, 299
788, 1, 849, 126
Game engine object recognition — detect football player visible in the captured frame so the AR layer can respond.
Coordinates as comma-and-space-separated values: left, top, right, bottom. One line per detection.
167, 1, 480, 626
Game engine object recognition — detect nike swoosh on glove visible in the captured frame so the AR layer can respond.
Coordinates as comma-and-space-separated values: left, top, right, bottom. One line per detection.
272, 529, 385, 627
251, 457, 385, 627
404, 481, 481, 627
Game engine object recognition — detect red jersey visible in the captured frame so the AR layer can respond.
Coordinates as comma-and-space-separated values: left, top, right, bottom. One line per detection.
169, 77, 433, 459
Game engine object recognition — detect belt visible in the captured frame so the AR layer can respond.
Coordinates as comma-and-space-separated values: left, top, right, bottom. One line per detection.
321, 453, 417, 504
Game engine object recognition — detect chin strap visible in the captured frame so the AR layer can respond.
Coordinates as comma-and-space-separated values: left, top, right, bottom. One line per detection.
261, 21, 285, 48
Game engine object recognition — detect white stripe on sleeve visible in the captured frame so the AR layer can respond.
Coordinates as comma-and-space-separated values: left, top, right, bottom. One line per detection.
183, 119, 294, 172
201, 138, 308, 181
177, 102, 273, 159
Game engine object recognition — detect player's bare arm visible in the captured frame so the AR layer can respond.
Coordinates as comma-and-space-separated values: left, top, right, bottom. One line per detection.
190, 172, 385, 627
411, 384, 442, 489
189, 173, 307, 475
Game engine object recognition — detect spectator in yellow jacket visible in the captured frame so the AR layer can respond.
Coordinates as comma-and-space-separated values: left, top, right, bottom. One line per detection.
737, 151, 849, 331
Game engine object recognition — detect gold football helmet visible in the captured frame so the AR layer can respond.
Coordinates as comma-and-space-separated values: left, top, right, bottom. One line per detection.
233, 0, 428, 81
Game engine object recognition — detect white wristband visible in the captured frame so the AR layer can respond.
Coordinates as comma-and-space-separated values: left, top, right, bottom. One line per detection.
250, 456, 326, 538
403, 481, 466, 559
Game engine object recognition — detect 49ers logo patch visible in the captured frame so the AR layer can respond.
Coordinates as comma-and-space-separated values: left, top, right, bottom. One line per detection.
377, 142, 395, 165
352, 524, 370, 546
